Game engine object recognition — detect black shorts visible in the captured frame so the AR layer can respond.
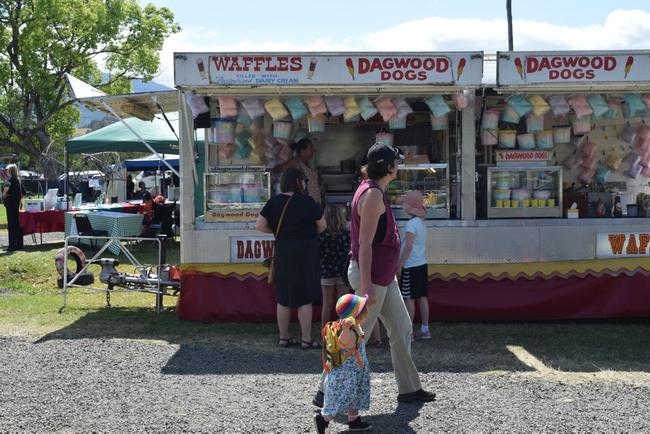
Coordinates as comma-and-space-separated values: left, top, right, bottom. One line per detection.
400, 264, 428, 299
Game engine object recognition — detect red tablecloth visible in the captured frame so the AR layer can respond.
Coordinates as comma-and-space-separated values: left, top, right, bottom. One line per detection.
19, 210, 66, 235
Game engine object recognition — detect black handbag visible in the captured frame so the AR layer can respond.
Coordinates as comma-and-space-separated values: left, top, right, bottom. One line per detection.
263, 195, 292, 284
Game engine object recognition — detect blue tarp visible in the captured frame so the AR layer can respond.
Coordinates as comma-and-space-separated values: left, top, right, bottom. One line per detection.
124, 155, 179, 170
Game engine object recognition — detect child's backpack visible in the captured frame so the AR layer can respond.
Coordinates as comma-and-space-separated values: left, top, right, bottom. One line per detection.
321, 320, 362, 373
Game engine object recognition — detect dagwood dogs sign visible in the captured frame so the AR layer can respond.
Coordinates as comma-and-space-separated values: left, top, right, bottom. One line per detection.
498, 51, 650, 85
230, 236, 275, 263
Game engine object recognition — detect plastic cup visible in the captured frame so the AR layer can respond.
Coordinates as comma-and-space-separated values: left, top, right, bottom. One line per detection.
496, 200, 504, 207
547, 199, 556, 207
511, 200, 519, 207
522, 200, 530, 207
503, 200, 511, 208
531, 199, 539, 207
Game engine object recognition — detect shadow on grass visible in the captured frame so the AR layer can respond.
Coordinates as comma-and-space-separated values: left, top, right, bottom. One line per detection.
33, 307, 650, 376
0, 240, 64, 255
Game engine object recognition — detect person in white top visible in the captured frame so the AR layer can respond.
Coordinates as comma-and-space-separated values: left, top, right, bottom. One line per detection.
396, 191, 430, 340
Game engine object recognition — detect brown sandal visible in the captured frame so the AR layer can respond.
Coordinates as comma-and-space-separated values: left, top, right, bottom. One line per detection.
301, 339, 321, 349
278, 338, 299, 347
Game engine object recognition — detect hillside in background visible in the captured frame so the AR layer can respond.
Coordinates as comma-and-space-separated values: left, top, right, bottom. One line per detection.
76, 77, 171, 129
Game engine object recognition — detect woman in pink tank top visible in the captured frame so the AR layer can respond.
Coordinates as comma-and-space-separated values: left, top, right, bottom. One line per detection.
350, 179, 400, 287
315, 142, 436, 405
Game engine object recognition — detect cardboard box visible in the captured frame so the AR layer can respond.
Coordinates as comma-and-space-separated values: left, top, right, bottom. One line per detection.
24, 199, 43, 212
566, 209, 579, 219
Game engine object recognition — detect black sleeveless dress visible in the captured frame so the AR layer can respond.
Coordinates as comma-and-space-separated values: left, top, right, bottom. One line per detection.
260, 193, 323, 306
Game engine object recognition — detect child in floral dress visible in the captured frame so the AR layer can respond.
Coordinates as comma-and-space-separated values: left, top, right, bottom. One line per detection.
314, 294, 372, 433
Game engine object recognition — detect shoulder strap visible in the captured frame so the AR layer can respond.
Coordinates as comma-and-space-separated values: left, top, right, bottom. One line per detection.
274, 194, 293, 238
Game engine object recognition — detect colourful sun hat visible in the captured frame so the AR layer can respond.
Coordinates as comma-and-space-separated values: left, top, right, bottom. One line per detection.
335, 294, 368, 319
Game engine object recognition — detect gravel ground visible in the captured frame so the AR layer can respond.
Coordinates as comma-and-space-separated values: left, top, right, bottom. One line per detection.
0, 335, 648, 433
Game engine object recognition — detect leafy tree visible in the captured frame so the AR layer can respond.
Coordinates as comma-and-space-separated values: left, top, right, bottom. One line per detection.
0, 0, 180, 178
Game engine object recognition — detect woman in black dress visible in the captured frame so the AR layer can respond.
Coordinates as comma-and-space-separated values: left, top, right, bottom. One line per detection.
256, 167, 326, 348
2, 164, 23, 251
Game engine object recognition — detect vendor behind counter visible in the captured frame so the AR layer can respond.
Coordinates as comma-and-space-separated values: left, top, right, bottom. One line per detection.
272, 138, 321, 204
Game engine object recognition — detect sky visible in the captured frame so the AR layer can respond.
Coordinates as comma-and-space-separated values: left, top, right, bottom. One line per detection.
141, 0, 650, 87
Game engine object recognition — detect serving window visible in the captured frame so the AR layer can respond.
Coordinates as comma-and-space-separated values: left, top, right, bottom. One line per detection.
197, 93, 471, 222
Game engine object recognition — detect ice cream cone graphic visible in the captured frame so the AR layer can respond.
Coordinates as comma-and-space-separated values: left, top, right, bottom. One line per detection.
307, 58, 318, 80
456, 58, 466, 80
624, 56, 634, 79
345, 58, 355, 80
514, 57, 524, 80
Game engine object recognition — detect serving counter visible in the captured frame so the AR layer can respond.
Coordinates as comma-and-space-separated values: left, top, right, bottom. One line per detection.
176, 217, 650, 321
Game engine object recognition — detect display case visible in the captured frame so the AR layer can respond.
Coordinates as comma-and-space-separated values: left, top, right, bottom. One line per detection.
204, 166, 270, 223
387, 164, 449, 219
487, 166, 562, 218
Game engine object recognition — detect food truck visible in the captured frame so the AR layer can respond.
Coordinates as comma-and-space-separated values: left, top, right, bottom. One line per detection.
462, 50, 650, 320
174, 51, 483, 321
174, 50, 650, 322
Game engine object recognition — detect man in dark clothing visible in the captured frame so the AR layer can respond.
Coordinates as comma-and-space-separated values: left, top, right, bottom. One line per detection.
2, 164, 23, 251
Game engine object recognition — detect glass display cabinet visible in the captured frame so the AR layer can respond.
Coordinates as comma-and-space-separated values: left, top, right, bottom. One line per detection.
387, 164, 449, 219
487, 166, 562, 218
204, 166, 270, 222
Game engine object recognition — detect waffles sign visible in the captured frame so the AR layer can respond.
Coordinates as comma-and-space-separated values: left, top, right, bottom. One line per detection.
230, 236, 275, 263
174, 52, 483, 86
497, 51, 650, 85
596, 232, 650, 258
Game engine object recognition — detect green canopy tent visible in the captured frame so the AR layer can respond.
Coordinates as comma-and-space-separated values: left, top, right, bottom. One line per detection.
66, 115, 204, 155
65, 114, 205, 213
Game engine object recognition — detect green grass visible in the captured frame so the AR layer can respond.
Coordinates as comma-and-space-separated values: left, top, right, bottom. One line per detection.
0, 205, 6, 228
0, 290, 238, 339
0, 239, 179, 294
0, 239, 209, 340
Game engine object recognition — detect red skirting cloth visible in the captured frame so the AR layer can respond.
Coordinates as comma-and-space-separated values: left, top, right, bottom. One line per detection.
428, 273, 650, 321
177, 271, 322, 322
19, 210, 65, 235
177, 270, 650, 322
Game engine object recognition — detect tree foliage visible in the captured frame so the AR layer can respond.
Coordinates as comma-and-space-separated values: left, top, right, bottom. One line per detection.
0, 0, 179, 177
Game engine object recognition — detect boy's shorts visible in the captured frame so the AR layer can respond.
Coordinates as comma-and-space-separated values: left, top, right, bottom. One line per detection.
400, 264, 428, 299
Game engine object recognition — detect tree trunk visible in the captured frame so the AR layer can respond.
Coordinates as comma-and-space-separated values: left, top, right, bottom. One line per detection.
35, 132, 59, 181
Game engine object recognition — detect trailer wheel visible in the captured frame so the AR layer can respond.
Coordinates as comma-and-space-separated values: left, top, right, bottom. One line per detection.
54, 246, 86, 278
54, 246, 94, 287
